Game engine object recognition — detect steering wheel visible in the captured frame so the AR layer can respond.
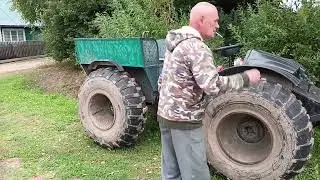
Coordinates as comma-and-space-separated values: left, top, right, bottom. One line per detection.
212, 44, 242, 57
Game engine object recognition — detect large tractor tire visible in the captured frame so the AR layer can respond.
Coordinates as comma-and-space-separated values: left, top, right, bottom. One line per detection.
204, 80, 314, 179
78, 68, 147, 148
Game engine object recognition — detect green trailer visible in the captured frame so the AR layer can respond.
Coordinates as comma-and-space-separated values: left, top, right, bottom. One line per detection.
76, 38, 165, 104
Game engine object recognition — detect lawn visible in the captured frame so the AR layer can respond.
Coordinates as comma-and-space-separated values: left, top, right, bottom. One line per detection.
0, 74, 319, 179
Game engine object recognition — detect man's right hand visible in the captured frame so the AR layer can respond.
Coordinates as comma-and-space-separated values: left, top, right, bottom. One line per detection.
244, 69, 261, 84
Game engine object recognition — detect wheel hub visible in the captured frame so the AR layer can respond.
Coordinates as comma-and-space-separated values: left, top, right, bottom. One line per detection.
237, 119, 265, 143
217, 112, 273, 165
89, 93, 115, 131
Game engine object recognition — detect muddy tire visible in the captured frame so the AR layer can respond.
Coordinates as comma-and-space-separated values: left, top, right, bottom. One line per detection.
78, 68, 147, 148
204, 80, 313, 180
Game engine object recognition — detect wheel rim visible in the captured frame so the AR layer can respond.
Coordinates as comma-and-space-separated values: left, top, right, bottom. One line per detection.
217, 110, 273, 165
88, 93, 115, 131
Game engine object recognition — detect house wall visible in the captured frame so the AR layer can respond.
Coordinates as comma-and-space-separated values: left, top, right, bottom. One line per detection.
0, 27, 2, 42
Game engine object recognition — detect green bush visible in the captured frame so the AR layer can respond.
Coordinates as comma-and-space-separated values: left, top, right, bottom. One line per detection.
94, 0, 188, 39
229, 0, 320, 85
42, 0, 112, 61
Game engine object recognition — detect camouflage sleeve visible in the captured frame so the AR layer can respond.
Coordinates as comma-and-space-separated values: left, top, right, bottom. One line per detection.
185, 41, 249, 95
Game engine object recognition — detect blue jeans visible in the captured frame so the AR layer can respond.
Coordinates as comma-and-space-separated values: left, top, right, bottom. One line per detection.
159, 123, 210, 180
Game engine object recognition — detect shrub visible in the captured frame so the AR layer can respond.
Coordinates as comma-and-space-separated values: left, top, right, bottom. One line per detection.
229, 0, 320, 84
94, 0, 188, 39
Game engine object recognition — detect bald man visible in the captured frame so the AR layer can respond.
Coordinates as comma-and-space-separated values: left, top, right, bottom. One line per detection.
157, 2, 261, 180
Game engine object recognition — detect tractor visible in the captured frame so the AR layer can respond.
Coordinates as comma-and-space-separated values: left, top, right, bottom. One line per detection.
75, 37, 320, 179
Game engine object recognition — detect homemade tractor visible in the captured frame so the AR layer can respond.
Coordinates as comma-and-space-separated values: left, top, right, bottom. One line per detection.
75, 38, 320, 179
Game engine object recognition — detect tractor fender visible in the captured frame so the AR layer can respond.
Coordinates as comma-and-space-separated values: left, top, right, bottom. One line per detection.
219, 65, 306, 88
82, 60, 124, 74
220, 65, 320, 124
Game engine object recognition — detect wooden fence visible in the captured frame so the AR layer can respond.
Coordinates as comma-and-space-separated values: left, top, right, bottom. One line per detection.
0, 41, 45, 60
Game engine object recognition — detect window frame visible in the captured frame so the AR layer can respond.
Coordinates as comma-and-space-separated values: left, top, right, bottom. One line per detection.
1, 28, 26, 42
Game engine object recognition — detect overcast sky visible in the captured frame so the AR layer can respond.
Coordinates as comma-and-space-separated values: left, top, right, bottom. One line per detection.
283, 0, 302, 10
0, 0, 27, 26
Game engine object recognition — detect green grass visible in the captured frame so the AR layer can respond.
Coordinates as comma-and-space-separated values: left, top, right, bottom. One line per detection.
0, 75, 161, 179
0, 74, 319, 179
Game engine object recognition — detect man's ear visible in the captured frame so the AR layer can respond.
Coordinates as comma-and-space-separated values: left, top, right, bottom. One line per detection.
199, 16, 205, 25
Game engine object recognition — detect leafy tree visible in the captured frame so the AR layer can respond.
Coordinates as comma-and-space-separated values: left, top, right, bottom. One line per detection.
12, 0, 111, 61
229, 0, 320, 84
11, 0, 47, 24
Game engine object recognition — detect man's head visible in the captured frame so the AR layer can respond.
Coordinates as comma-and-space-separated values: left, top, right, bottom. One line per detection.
189, 2, 219, 40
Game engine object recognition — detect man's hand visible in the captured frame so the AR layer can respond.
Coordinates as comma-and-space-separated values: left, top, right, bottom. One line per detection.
244, 69, 261, 84
217, 65, 224, 72
234, 57, 244, 66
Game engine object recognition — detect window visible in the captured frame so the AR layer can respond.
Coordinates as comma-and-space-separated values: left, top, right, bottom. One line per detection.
2, 29, 25, 42
18, 31, 24, 41
11, 31, 17, 41
3, 30, 11, 42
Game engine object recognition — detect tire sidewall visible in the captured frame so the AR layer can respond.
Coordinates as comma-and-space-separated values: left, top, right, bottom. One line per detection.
204, 89, 297, 179
79, 76, 126, 144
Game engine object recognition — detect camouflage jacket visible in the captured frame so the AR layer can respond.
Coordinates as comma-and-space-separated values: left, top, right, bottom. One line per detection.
157, 26, 249, 128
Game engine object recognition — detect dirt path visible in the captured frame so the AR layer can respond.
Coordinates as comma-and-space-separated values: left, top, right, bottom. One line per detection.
0, 58, 56, 75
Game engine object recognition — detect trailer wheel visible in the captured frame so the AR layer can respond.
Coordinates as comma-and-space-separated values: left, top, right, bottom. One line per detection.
78, 68, 147, 148
204, 80, 313, 179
